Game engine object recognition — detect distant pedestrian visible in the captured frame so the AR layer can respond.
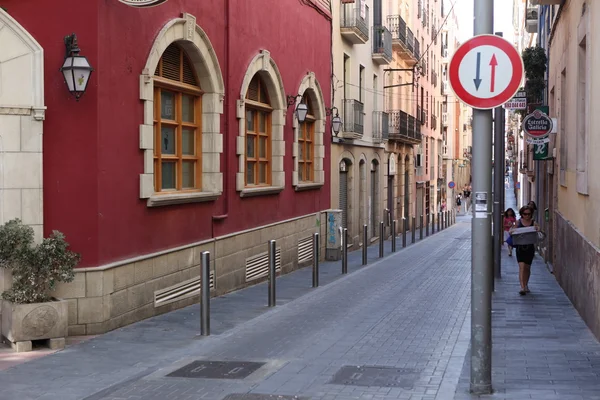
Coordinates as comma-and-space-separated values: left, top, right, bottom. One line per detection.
503, 208, 517, 256
441, 199, 447, 211
509, 206, 540, 296
527, 201, 538, 221
456, 194, 462, 213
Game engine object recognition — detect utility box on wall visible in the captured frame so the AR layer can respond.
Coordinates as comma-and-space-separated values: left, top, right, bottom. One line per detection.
325, 210, 342, 261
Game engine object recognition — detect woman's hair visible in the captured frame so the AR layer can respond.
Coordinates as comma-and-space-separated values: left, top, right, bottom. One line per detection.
504, 208, 516, 218
519, 205, 533, 216
527, 201, 537, 210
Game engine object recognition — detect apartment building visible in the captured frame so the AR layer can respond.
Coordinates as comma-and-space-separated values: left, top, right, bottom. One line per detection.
331, 0, 391, 246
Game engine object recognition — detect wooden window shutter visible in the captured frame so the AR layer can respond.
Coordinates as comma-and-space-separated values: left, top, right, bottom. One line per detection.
154, 44, 199, 87
247, 76, 260, 101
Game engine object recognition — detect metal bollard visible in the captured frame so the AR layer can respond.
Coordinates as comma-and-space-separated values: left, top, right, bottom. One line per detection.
419, 214, 423, 240
379, 221, 384, 258
342, 228, 348, 274
362, 224, 368, 266
402, 218, 407, 248
312, 233, 319, 288
200, 251, 210, 336
411, 217, 416, 244
268, 240, 276, 307
426, 213, 430, 236
438, 212, 441, 232
391, 220, 397, 252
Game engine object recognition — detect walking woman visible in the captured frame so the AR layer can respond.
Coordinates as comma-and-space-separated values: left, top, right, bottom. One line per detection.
503, 208, 517, 256
510, 206, 540, 296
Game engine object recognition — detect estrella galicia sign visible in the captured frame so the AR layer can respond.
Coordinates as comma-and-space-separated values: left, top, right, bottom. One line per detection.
119, 0, 168, 7
522, 110, 553, 139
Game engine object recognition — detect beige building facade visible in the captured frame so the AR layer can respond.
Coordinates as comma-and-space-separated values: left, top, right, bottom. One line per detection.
331, 0, 390, 247
545, 0, 600, 337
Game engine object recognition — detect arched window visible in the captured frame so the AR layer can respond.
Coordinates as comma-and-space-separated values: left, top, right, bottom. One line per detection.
245, 75, 272, 186
153, 44, 203, 192
298, 93, 315, 182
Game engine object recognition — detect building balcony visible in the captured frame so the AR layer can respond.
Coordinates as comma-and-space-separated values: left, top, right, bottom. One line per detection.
526, 7, 538, 33
441, 81, 448, 95
340, 5, 369, 44
413, 36, 421, 61
386, 15, 418, 65
442, 113, 448, 127
342, 99, 364, 140
441, 46, 448, 62
387, 110, 422, 144
372, 111, 389, 144
372, 26, 392, 65
431, 114, 437, 131
431, 71, 438, 87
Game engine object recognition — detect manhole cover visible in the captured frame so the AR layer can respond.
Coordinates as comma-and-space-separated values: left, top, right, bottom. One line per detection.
167, 361, 265, 379
329, 366, 420, 389
222, 395, 309, 400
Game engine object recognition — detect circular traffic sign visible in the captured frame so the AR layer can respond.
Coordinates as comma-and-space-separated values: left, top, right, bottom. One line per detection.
448, 181, 455, 189
449, 35, 524, 110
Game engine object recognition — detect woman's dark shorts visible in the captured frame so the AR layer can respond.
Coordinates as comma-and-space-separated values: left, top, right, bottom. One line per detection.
516, 244, 535, 265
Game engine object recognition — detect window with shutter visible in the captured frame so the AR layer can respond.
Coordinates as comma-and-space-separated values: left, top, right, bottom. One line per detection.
153, 44, 203, 193
245, 75, 272, 187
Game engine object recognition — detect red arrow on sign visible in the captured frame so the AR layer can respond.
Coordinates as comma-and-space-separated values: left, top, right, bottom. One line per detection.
489, 54, 498, 93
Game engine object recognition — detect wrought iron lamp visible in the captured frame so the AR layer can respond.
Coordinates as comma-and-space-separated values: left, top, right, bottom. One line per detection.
287, 94, 308, 123
60, 33, 94, 101
326, 106, 342, 136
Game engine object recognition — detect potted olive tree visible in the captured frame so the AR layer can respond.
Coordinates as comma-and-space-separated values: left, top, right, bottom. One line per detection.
0, 219, 80, 352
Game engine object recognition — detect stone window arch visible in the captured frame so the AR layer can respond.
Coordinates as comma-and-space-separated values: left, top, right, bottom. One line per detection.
139, 13, 225, 207
236, 50, 286, 197
292, 72, 326, 191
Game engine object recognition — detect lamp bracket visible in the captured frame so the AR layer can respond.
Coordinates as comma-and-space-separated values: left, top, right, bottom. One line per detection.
286, 94, 302, 107
325, 106, 339, 117
64, 33, 80, 59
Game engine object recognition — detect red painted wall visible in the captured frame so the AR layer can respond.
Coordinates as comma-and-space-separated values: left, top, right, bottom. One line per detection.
4, 0, 332, 267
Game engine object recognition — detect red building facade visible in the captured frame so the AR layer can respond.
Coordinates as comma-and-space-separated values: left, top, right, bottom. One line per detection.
0, 0, 332, 334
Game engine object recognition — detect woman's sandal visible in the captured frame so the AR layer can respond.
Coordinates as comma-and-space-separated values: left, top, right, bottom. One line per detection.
519, 289, 527, 296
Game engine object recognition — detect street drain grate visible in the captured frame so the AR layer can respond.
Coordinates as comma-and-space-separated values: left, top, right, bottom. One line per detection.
222, 395, 310, 400
329, 365, 420, 389
167, 361, 265, 379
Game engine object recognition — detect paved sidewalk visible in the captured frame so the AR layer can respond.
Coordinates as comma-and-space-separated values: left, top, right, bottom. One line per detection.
454, 178, 600, 399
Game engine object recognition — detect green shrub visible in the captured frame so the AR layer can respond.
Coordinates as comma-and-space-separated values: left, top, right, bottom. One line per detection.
0, 219, 80, 304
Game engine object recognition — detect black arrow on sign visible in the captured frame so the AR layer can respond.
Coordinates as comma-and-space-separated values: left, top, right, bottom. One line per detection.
473, 52, 482, 91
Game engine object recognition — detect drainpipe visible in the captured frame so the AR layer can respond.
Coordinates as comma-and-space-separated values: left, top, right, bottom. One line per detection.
212, 0, 231, 235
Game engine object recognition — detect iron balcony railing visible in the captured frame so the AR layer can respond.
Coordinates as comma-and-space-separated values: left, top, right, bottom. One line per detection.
388, 110, 422, 143
432, 71, 437, 87
414, 39, 420, 60
431, 114, 437, 130
343, 99, 364, 136
340, 5, 369, 42
372, 25, 392, 62
372, 111, 389, 143
407, 28, 414, 53
387, 15, 407, 45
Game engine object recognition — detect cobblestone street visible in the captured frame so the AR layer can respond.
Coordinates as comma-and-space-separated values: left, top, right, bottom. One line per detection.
0, 189, 599, 400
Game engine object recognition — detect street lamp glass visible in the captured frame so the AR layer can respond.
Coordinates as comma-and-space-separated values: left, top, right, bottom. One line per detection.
296, 103, 308, 123
332, 115, 342, 135
61, 55, 93, 100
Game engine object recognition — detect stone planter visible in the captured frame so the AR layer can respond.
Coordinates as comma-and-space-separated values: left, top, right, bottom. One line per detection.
1, 299, 68, 352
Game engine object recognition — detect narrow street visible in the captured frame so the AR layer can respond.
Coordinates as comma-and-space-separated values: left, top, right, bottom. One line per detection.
0, 184, 599, 400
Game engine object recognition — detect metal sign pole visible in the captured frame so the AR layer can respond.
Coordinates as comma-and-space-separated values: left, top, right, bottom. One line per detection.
471, 0, 494, 393
493, 100, 503, 282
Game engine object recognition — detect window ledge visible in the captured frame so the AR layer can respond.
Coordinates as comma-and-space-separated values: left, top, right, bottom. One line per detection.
240, 186, 284, 198
294, 182, 324, 192
147, 191, 221, 207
